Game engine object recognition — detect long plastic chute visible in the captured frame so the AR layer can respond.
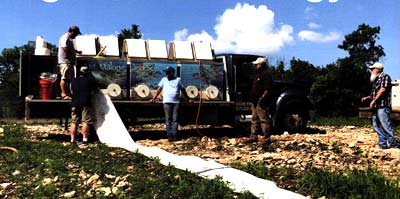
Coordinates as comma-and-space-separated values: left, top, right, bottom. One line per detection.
91, 91, 306, 199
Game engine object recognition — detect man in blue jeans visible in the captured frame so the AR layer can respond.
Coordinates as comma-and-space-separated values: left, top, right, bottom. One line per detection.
150, 66, 193, 141
362, 62, 398, 149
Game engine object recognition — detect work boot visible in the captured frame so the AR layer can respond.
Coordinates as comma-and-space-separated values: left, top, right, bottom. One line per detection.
167, 134, 177, 142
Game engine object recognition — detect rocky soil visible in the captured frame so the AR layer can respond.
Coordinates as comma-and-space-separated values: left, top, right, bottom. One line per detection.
24, 124, 400, 179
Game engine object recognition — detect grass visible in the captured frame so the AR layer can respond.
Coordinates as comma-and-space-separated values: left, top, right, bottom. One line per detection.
0, 123, 257, 198
231, 161, 400, 199
298, 166, 400, 199
2, 118, 400, 199
311, 116, 372, 127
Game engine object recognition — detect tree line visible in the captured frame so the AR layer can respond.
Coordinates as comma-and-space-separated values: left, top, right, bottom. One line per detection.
269, 23, 383, 116
0, 23, 383, 118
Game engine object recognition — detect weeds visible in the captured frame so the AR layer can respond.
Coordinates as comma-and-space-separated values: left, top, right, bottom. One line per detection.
213, 138, 225, 152
351, 146, 364, 156
179, 137, 200, 151
318, 142, 329, 151
331, 142, 343, 154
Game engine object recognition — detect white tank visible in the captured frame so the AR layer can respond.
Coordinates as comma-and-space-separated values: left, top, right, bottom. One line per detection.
392, 80, 400, 112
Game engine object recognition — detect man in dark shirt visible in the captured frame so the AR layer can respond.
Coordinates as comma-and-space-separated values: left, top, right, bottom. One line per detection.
69, 66, 97, 144
361, 62, 397, 149
242, 57, 273, 143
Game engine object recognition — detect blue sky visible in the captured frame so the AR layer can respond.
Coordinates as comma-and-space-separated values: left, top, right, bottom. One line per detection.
1, 0, 399, 79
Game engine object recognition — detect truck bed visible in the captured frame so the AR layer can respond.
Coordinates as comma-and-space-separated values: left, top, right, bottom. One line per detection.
25, 96, 237, 126
358, 107, 400, 121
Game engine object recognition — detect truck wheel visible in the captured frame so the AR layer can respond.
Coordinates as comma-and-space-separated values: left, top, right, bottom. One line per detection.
281, 111, 307, 133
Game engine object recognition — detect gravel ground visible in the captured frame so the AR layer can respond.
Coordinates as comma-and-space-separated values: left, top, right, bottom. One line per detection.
24, 123, 400, 179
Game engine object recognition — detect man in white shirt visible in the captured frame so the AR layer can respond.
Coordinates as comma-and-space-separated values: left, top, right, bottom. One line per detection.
58, 25, 82, 99
150, 66, 193, 141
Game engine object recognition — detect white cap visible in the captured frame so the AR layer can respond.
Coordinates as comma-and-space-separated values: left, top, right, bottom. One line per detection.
369, 62, 383, 70
252, 57, 266, 65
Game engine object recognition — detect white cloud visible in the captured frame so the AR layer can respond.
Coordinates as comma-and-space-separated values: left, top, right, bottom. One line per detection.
298, 30, 341, 42
174, 29, 214, 43
308, 22, 321, 29
307, 0, 322, 3
305, 6, 313, 13
173, 3, 294, 56
304, 6, 318, 20
306, 0, 339, 3
174, 29, 189, 41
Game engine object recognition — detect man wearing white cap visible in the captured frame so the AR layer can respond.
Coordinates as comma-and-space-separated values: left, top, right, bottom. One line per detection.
361, 62, 397, 149
242, 57, 273, 143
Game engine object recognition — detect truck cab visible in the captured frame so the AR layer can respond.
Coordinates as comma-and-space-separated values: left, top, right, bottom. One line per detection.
216, 54, 315, 133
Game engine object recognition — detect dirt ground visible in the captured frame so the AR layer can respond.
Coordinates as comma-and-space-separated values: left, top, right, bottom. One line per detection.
24, 123, 400, 178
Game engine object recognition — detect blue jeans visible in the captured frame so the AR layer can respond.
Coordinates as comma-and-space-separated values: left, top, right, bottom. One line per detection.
372, 108, 398, 149
163, 103, 179, 136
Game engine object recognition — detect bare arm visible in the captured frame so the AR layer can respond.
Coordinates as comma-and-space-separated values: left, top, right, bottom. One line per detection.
259, 90, 268, 102
150, 87, 162, 103
180, 87, 190, 100
370, 87, 386, 108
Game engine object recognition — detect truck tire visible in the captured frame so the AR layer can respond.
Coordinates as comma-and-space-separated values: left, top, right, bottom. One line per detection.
281, 110, 308, 133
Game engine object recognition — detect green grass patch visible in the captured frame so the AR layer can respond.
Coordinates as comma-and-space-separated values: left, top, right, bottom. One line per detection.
311, 116, 371, 127
230, 160, 400, 199
0, 123, 257, 198
298, 166, 400, 199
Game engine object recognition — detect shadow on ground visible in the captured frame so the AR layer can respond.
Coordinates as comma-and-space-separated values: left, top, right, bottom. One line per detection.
129, 126, 249, 141
37, 126, 100, 143
33, 123, 326, 143
128, 124, 326, 141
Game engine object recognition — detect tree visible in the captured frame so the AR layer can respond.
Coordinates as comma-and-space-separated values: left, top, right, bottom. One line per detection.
0, 47, 21, 86
311, 24, 385, 116
117, 24, 142, 55
338, 23, 385, 70
268, 58, 287, 80
0, 45, 34, 118
288, 58, 321, 89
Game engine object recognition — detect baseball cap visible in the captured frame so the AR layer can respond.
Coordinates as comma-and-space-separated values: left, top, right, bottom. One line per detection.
252, 57, 266, 65
368, 62, 383, 70
68, 26, 82, 35
164, 66, 175, 72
